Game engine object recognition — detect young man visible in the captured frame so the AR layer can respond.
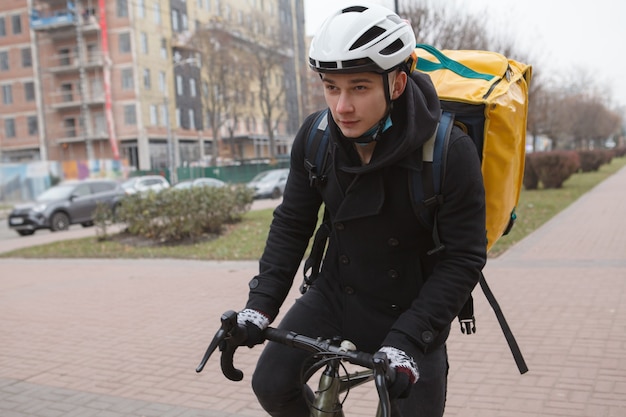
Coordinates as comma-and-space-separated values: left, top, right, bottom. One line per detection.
235, 4, 487, 416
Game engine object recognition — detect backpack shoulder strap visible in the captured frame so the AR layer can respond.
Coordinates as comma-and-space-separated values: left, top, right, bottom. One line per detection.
304, 109, 331, 187
412, 111, 454, 255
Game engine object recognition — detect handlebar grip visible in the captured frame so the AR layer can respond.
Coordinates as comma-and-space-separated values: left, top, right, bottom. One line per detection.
220, 342, 244, 381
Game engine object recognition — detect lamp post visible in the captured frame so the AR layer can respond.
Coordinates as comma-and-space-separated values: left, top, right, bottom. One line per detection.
164, 94, 175, 184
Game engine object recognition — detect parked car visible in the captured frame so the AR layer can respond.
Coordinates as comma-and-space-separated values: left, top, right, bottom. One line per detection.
173, 178, 226, 190
246, 168, 289, 199
7, 179, 125, 236
121, 175, 170, 195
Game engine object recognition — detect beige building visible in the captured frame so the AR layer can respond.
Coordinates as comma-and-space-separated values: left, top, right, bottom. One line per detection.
0, 0, 307, 171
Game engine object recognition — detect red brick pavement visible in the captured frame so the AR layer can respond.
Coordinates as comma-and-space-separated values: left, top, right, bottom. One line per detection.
1, 168, 625, 416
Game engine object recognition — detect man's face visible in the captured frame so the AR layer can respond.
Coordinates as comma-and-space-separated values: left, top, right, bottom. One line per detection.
321, 72, 388, 139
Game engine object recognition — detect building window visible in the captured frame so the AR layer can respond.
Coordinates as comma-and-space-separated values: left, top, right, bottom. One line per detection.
189, 109, 195, 129
61, 83, 73, 102
190, 78, 197, 97
159, 71, 166, 92
27, 116, 38, 135
5, 118, 16, 138
2, 84, 12, 104
12, 14, 21, 35
0, 18, 5, 37
143, 68, 151, 89
117, 0, 128, 17
172, 9, 179, 32
140, 32, 148, 54
160, 104, 167, 127
121, 68, 133, 90
160, 38, 167, 59
0, 51, 8, 71
154, 3, 161, 23
119, 33, 131, 53
58, 48, 71, 66
21, 48, 32, 67
176, 109, 181, 128
150, 104, 158, 125
124, 104, 136, 125
24, 81, 35, 101
137, 0, 145, 19
63, 118, 76, 137
176, 75, 183, 95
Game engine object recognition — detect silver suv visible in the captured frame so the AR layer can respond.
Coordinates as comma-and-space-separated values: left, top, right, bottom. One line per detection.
7, 179, 125, 236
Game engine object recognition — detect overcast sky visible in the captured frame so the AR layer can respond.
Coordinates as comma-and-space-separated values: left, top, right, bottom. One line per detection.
303, 0, 626, 108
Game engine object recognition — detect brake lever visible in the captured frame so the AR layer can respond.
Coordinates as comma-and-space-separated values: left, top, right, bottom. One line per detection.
195, 310, 239, 373
372, 351, 394, 417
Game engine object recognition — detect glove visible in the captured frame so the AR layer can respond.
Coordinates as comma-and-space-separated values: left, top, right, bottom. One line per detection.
237, 309, 270, 348
378, 346, 419, 399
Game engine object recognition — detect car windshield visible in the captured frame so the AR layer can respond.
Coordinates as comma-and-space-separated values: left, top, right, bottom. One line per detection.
121, 178, 139, 190
251, 170, 285, 182
36, 184, 76, 201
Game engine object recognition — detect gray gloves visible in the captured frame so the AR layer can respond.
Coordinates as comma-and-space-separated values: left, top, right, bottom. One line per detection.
237, 309, 270, 348
378, 346, 419, 399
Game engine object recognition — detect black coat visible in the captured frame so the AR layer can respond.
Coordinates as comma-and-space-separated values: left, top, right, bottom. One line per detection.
245, 72, 487, 364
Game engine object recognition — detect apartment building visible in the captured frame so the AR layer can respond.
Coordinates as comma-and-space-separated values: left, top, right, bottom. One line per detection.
0, 0, 306, 171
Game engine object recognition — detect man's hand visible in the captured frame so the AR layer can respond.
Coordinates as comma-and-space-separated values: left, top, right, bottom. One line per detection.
237, 309, 270, 348
378, 346, 419, 399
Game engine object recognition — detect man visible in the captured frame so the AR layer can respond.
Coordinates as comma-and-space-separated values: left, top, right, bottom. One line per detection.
235, 4, 487, 416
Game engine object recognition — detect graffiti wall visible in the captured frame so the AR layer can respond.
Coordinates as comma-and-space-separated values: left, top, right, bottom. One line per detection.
0, 159, 129, 203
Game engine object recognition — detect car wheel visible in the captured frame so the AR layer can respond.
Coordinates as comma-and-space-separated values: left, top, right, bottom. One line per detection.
81, 221, 94, 227
17, 230, 35, 236
50, 212, 70, 231
271, 187, 282, 199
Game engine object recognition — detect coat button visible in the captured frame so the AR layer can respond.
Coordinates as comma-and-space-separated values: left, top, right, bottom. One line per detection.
248, 278, 259, 289
390, 304, 401, 311
387, 269, 399, 279
421, 331, 434, 344
388, 238, 399, 247
335, 222, 345, 231
344, 286, 355, 295
339, 255, 350, 265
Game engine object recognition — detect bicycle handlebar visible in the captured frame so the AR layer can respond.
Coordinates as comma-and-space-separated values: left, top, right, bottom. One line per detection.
196, 310, 396, 417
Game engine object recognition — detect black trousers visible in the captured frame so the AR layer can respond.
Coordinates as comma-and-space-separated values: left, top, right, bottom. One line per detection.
251, 287, 449, 417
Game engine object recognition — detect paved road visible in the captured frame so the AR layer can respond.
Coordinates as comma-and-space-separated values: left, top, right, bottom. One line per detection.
1, 169, 626, 416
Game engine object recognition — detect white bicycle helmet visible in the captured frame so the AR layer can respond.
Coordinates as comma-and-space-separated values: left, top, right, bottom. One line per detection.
309, 3, 416, 74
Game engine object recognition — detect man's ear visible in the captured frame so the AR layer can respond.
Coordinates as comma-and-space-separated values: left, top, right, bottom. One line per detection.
391, 71, 408, 100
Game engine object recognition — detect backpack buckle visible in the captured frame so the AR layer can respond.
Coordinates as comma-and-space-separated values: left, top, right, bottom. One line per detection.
459, 317, 476, 335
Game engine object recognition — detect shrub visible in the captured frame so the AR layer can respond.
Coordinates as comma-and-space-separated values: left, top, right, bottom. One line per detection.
525, 151, 580, 189
115, 185, 254, 243
578, 150, 606, 172
523, 154, 539, 190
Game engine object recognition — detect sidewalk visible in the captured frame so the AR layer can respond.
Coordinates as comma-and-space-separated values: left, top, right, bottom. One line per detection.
1, 169, 625, 417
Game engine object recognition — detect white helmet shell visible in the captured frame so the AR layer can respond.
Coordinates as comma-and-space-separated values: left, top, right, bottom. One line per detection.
309, 3, 416, 74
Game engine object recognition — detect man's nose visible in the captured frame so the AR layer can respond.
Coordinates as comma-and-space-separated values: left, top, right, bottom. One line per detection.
335, 93, 353, 114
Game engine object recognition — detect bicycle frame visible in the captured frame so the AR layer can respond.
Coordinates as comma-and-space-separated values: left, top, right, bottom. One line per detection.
311, 364, 378, 417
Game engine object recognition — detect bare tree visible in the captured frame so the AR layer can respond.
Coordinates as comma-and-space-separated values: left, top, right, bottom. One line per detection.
189, 20, 248, 166
246, 15, 290, 161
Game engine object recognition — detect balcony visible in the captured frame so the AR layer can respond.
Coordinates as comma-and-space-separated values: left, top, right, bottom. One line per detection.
50, 91, 106, 110
30, 9, 76, 31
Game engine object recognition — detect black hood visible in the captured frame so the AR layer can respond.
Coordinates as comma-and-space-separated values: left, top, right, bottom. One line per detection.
330, 71, 441, 174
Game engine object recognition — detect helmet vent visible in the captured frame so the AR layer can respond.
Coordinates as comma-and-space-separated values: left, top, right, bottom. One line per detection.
342, 6, 368, 13
350, 26, 386, 51
380, 39, 405, 56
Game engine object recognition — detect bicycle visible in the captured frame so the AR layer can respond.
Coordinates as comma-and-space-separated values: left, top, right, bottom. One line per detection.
196, 310, 397, 417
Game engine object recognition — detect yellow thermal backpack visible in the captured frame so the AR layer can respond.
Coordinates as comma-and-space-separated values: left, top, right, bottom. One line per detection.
414, 44, 532, 251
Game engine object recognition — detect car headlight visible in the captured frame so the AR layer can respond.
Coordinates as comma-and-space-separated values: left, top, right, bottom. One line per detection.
32, 203, 48, 213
